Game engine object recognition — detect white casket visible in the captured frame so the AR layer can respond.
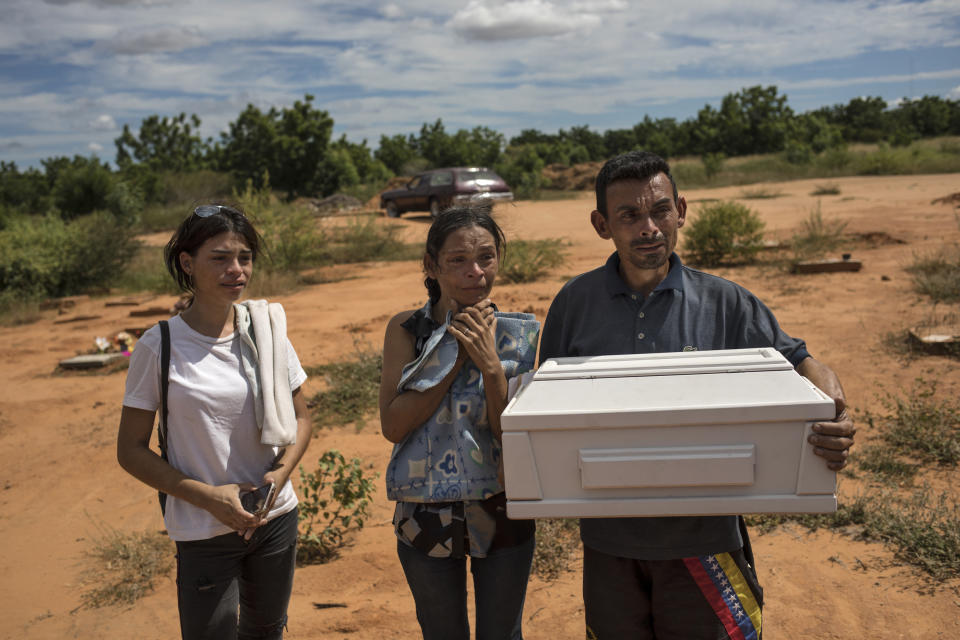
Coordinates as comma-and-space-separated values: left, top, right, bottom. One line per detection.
501, 348, 837, 519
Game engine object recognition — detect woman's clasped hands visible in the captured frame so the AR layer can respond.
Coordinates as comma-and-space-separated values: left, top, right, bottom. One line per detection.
447, 299, 499, 373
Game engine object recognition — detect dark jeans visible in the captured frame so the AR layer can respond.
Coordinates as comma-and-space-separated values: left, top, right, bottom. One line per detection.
583, 544, 763, 640
397, 534, 535, 640
175, 508, 298, 640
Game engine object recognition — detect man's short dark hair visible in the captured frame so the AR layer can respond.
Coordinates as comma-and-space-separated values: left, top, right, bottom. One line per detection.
595, 151, 679, 217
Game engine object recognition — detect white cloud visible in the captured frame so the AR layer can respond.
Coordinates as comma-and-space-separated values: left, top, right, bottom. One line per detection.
106, 25, 204, 55
381, 3, 403, 19
449, 0, 602, 41
90, 114, 117, 130
88, 142, 104, 152
1, 0, 960, 168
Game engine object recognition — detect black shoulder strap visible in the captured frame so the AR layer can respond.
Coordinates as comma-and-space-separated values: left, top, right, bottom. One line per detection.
158, 320, 170, 515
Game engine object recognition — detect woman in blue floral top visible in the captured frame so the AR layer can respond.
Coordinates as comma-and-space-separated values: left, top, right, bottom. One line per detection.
378, 205, 540, 640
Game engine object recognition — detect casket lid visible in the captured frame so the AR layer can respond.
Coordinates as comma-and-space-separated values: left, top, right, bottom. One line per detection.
503, 348, 836, 429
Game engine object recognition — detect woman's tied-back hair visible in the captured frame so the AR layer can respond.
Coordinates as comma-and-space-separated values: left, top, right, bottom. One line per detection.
423, 204, 505, 303
164, 203, 264, 293
595, 150, 679, 217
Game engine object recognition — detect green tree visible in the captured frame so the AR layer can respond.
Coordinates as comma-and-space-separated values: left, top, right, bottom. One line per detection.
115, 113, 211, 172
714, 86, 794, 155
495, 144, 545, 199
897, 96, 958, 138
220, 94, 335, 198
0, 162, 50, 215
413, 119, 504, 168
561, 125, 606, 161
375, 133, 419, 175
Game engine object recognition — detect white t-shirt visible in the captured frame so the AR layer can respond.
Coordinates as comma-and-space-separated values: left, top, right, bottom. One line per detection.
123, 314, 308, 541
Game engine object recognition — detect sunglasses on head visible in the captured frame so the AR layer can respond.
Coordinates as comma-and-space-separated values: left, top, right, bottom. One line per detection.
194, 204, 243, 218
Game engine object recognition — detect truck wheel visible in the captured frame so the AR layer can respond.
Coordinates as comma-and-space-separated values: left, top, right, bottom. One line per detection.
385, 201, 400, 218
429, 198, 441, 218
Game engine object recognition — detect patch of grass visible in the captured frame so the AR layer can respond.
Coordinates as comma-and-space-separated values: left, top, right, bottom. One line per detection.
745, 494, 871, 535
751, 490, 960, 581
326, 215, 420, 264
499, 238, 567, 284
811, 183, 841, 196
861, 489, 960, 581
789, 202, 849, 262
137, 203, 188, 233
111, 245, 180, 295
81, 527, 173, 608
852, 443, 919, 482
306, 344, 382, 430
866, 380, 960, 467
244, 269, 303, 298
906, 244, 960, 304
531, 518, 580, 580
738, 187, 783, 199
0, 290, 43, 326
531, 189, 584, 201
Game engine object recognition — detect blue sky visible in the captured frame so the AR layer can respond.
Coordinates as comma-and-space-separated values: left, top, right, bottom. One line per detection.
1, 0, 959, 169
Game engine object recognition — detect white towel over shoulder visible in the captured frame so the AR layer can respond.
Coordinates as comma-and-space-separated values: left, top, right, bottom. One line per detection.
234, 299, 298, 446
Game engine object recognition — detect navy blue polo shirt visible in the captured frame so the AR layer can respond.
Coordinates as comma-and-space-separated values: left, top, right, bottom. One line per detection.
539, 252, 810, 560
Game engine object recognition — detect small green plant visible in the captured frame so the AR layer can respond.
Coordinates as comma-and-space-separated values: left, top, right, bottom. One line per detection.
81, 526, 173, 608
306, 344, 383, 430
499, 238, 566, 284
738, 187, 783, 199
297, 450, 378, 564
531, 518, 580, 580
683, 200, 765, 267
789, 202, 849, 262
811, 183, 841, 196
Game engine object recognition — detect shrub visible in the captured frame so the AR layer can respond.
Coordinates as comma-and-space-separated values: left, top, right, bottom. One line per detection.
701, 152, 725, 179
499, 238, 566, 283
235, 175, 330, 273
738, 187, 783, 199
784, 140, 813, 165
52, 157, 115, 218
297, 450, 378, 564
81, 527, 173, 608
0, 211, 139, 298
683, 200, 765, 267
810, 183, 841, 196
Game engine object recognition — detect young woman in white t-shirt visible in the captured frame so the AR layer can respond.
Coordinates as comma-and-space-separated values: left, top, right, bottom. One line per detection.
117, 204, 311, 640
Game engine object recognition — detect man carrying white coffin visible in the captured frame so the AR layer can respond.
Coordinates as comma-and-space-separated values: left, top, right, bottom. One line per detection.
538, 150, 856, 640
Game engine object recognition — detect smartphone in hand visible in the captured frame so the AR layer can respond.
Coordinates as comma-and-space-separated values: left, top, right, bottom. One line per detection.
240, 482, 275, 518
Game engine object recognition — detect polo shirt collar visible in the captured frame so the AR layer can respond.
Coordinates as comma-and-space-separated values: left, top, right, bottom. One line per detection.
603, 252, 685, 297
